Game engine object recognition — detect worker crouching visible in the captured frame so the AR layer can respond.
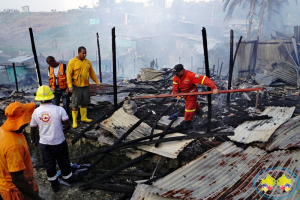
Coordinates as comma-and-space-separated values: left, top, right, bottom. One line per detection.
172, 64, 218, 128
30, 85, 75, 192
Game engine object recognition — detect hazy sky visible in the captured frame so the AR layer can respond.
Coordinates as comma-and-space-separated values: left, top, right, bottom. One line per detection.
0, 0, 210, 12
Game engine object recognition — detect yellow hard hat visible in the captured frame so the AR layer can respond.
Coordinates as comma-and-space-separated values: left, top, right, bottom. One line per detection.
35, 85, 55, 101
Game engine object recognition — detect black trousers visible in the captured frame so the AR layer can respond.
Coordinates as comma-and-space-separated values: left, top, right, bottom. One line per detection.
39, 140, 72, 181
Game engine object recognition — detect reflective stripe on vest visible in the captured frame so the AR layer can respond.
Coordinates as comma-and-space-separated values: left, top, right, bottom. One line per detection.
173, 82, 178, 84
201, 76, 206, 84
185, 108, 196, 112
49, 63, 67, 90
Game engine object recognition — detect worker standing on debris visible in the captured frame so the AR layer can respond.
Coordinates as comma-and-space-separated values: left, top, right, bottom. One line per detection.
46, 56, 70, 117
172, 64, 218, 127
67, 46, 100, 128
30, 85, 75, 192
0, 102, 44, 200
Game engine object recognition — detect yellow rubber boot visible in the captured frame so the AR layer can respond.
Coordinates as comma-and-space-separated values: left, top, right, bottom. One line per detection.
80, 107, 92, 123
72, 111, 78, 128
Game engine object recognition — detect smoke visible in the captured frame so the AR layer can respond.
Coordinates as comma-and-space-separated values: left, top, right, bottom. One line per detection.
0, 0, 297, 84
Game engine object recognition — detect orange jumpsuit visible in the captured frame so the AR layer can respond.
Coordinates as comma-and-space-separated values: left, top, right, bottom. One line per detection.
172, 70, 217, 121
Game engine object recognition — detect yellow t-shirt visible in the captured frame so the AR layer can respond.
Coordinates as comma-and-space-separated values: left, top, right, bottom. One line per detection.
67, 57, 99, 88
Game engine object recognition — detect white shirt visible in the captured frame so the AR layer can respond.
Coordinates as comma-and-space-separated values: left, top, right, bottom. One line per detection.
30, 103, 69, 145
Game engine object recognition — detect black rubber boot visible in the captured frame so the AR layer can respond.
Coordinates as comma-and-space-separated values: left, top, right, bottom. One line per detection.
184, 120, 192, 129
50, 179, 60, 192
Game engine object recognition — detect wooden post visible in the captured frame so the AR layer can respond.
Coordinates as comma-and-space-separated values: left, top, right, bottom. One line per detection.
96, 32, 102, 83
29, 28, 42, 86
202, 27, 212, 132
255, 90, 259, 111
112, 28, 118, 110
12, 63, 19, 91
227, 30, 234, 106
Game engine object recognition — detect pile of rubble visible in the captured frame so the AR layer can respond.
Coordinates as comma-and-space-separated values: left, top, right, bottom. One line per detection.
2, 67, 300, 199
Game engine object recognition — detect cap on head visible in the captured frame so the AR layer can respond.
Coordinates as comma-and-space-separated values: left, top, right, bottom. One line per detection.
35, 85, 55, 102
172, 64, 184, 75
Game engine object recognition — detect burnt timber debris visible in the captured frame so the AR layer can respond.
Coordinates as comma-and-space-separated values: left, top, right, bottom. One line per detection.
1, 26, 300, 200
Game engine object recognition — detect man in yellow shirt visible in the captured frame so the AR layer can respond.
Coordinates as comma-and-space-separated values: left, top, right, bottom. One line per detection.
67, 46, 100, 128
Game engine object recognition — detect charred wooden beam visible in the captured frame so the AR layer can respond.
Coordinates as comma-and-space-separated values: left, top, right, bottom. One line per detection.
112, 27, 118, 110
71, 127, 186, 161
29, 27, 42, 86
150, 103, 174, 140
68, 129, 98, 141
77, 111, 153, 180
219, 62, 223, 77
12, 63, 18, 91
227, 30, 234, 106
155, 106, 185, 147
202, 27, 212, 132
92, 170, 153, 177
119, 132, 234, 148
96, 32, 102, 83
80, 152, 153, 190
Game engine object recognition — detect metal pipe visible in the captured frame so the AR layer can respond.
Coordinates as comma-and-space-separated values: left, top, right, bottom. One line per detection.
130, 87, 263, 100
29, 28, 42, 86
12, 63, 18, 91
112, 27, 118, 110
202, 27, 211, 132
227, 30, 234, 106
96, 32, 102, 83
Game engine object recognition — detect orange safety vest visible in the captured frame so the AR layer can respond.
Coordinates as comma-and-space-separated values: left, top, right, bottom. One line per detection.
48, 63, 67, 90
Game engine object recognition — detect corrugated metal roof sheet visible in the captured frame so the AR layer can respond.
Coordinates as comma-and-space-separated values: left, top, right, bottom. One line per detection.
100, 108, 194, 159
7, 55, 34, 63
221, 150, 300, 200
131, 184, 179, 200
228, 106, 295, 144
137, 68, 165, 82
273, 61, 300, 87
265, 115, 300, 151
146, 142, 266, 200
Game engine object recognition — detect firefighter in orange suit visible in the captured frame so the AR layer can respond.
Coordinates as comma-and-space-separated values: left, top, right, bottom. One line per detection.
172, 64, 218, 127
46, 56, 70, 117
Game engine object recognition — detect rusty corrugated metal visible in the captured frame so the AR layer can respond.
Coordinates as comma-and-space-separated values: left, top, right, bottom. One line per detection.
229, 106, 295, 144
265, 115, 300, 151
221, 150, 300, 200
100, 108, 194, 159
146, 142, 266, 200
